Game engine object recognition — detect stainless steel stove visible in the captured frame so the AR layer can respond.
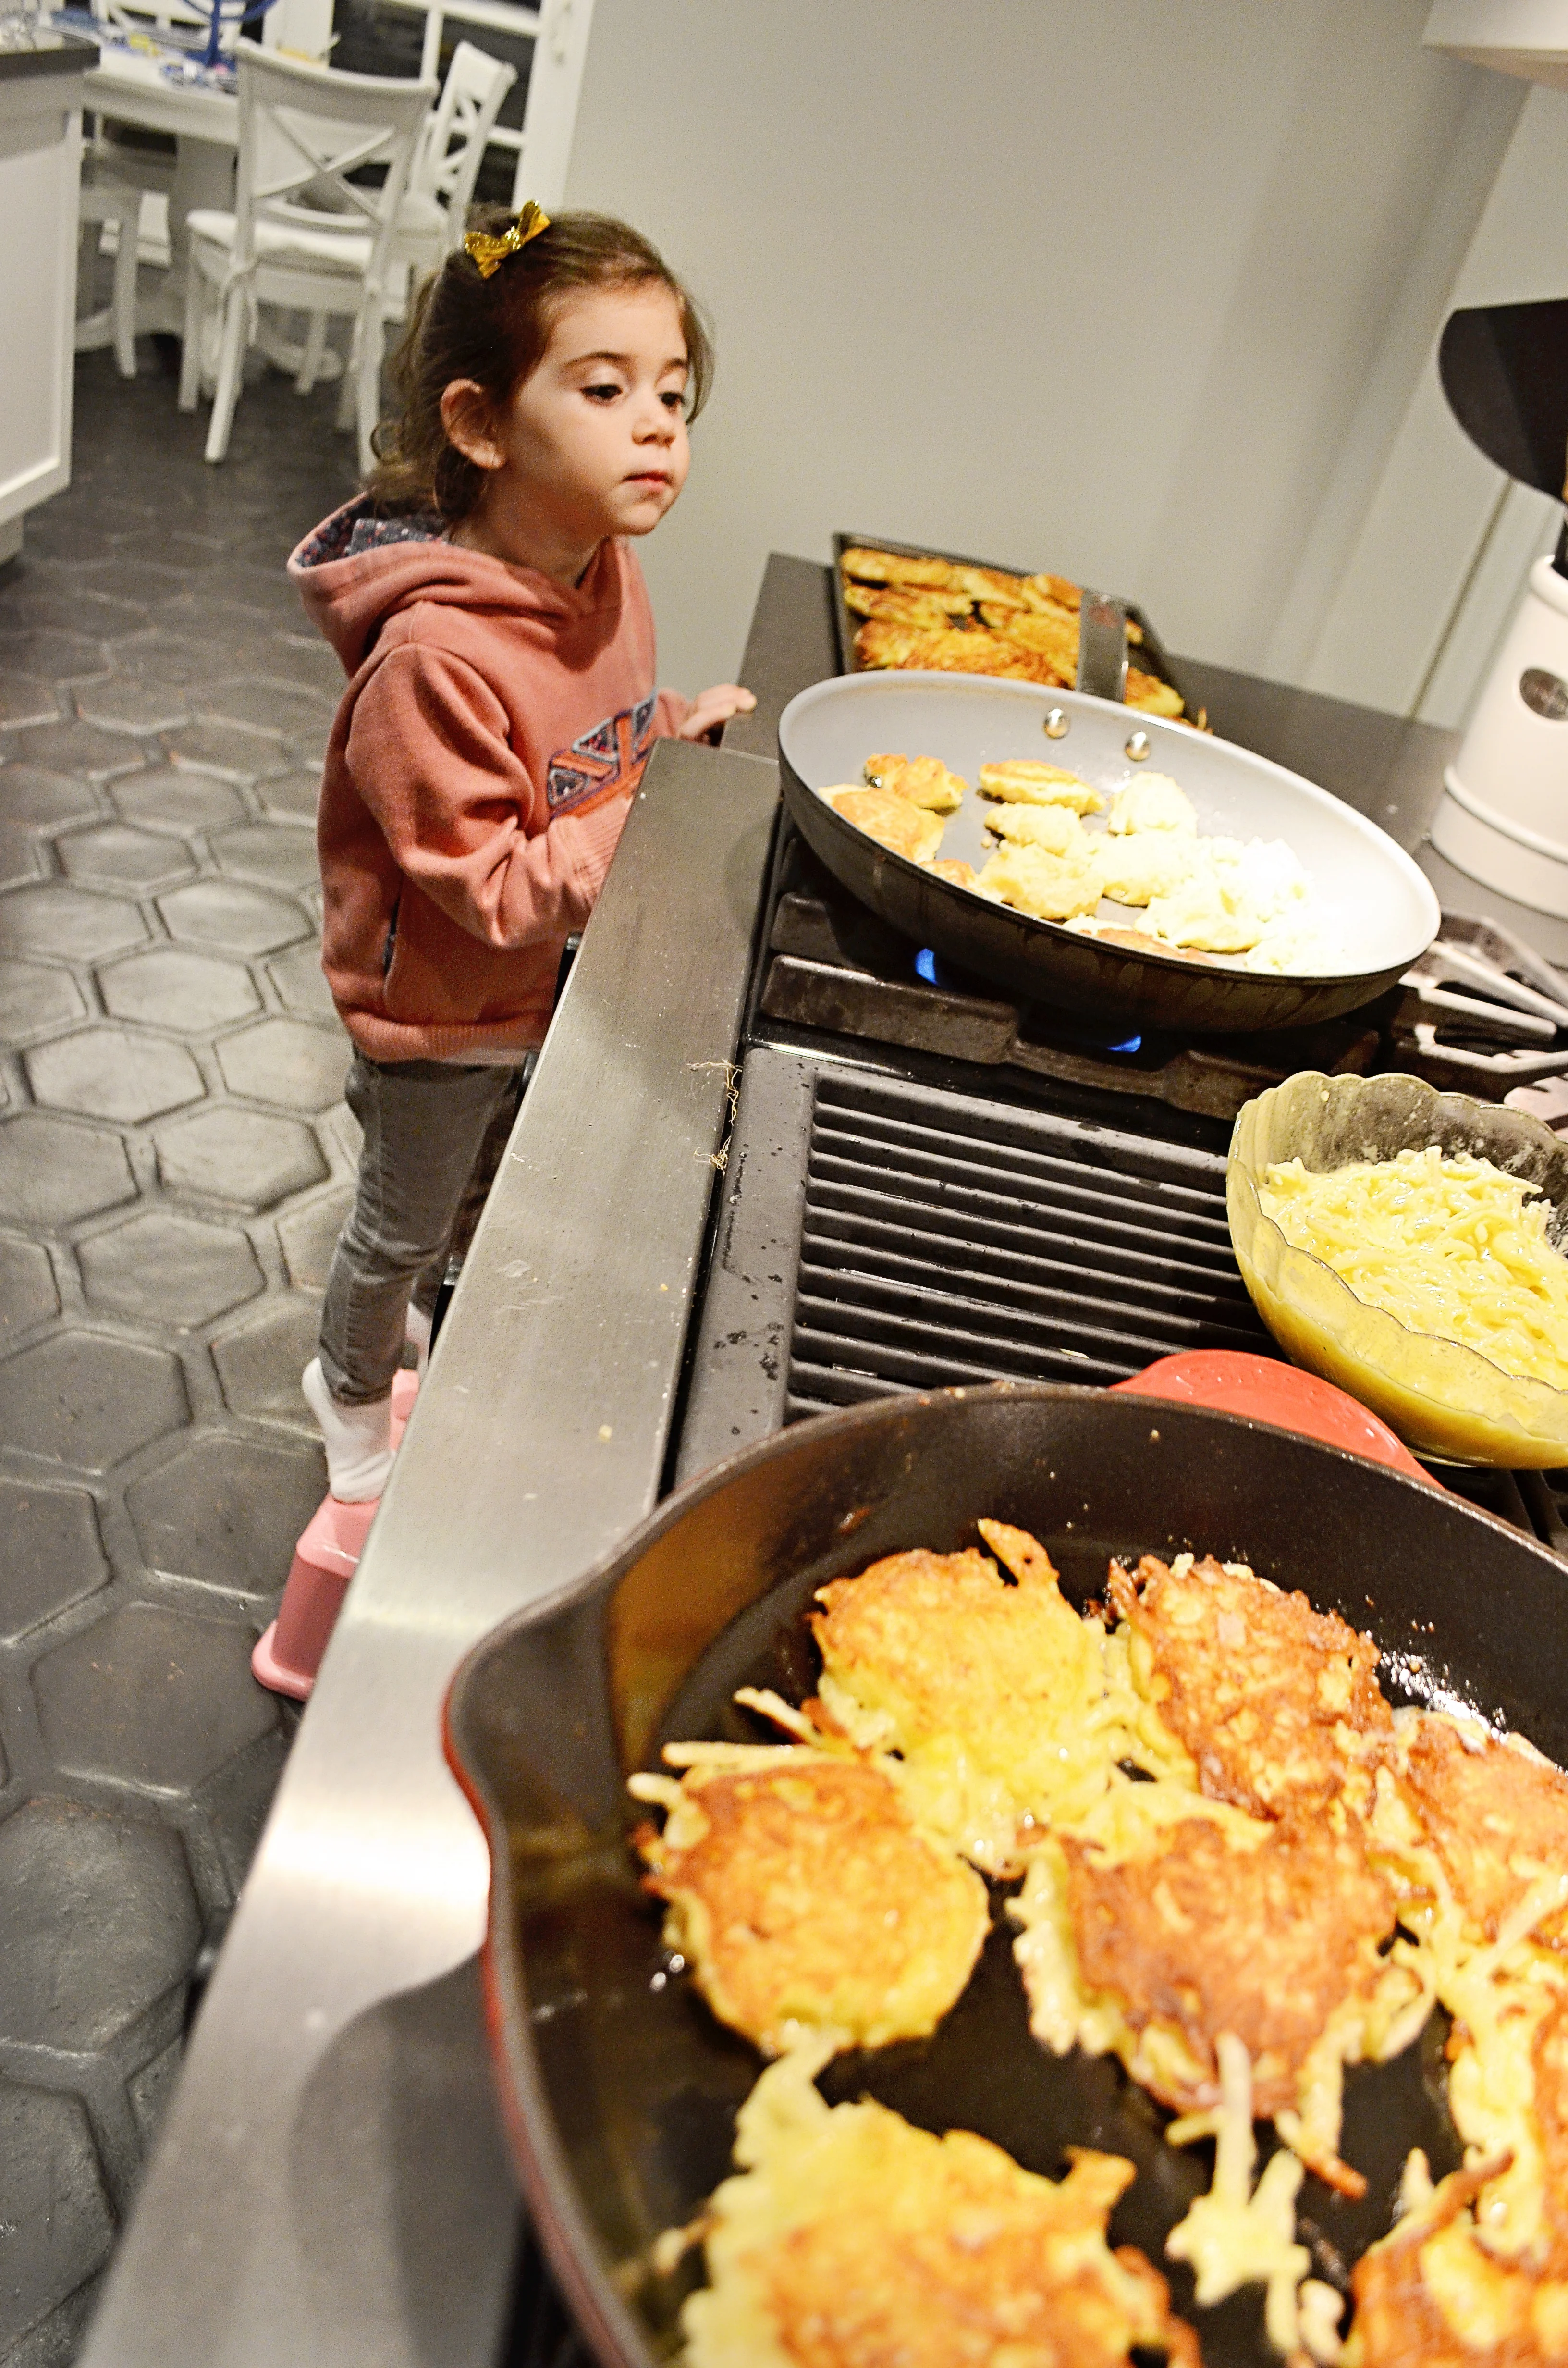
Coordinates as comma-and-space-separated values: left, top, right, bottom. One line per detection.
82, 555, 1568, 2368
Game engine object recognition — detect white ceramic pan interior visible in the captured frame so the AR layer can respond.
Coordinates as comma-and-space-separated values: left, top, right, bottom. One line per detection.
780, 673, 1442, 982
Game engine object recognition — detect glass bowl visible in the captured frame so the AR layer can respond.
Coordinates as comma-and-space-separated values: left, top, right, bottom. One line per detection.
1226, 1070, 1568, 1467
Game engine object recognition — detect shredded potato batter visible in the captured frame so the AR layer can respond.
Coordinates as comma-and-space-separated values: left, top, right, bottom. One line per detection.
1260, 1147, 1568, 1392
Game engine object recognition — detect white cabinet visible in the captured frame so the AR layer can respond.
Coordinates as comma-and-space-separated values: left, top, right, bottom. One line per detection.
0, 45, 88, 564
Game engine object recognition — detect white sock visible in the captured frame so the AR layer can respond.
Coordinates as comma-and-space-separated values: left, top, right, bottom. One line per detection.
404, 1302, 431, 1375
302, 1358, 396, 1502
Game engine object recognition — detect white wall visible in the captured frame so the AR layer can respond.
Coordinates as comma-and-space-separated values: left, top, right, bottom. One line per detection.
563, 0, 1521, 702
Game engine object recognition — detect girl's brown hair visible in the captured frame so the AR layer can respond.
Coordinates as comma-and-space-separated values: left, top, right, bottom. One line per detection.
366, 207, 712, 522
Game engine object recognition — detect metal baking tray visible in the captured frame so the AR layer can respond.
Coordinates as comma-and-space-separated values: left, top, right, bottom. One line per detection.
831, 530, 1195, 716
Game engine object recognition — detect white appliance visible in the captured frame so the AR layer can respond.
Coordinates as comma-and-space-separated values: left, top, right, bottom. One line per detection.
1425, 1, 1568, 914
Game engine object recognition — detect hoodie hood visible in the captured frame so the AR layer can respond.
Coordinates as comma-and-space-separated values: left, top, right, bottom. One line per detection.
288, 494, 627, 676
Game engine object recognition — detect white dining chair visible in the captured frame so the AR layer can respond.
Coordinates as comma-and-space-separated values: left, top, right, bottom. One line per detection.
409, 41, 517, 264
178, 41, 435, 468
291, 40, 515, 400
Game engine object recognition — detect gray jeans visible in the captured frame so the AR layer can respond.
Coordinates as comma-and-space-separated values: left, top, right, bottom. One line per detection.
318, 1052, 526, 1405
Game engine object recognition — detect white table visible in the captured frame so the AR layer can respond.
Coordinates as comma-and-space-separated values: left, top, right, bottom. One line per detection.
80, 39, 233, 330
78, 37, 343, 379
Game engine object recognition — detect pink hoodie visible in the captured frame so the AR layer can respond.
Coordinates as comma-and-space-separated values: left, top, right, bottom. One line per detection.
289, 497, 689, 1062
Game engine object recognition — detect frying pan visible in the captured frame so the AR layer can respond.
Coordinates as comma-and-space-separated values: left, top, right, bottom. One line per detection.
777, 672, 1442, 1035
445, 1377, 1568, 2368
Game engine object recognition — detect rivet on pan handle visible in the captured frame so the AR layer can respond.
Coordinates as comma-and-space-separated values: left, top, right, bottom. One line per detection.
1076, 589, 1128, 703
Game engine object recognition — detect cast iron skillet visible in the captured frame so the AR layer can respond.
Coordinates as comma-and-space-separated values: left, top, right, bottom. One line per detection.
445, 1382, 1568, 2368
777, 672, 1441, 1036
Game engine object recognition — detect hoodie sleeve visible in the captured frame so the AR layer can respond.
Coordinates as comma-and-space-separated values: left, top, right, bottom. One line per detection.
345, 642, 625, 950
654, 688, 691, 737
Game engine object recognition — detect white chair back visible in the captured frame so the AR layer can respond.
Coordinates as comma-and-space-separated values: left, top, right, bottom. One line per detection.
413, 40, 516, 246
231, 40, 434, 294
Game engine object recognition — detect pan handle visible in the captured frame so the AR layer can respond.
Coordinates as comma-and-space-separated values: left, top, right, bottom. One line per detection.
1110, 1349, 1440, 1487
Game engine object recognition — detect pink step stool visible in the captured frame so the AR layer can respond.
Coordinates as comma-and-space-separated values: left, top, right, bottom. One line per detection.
252, 1369, 420, 1701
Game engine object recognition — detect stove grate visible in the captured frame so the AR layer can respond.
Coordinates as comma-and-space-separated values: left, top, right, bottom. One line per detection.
787, 1069, 1272, 1419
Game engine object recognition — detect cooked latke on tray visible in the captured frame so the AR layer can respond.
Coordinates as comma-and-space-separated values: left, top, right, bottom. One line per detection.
1107, 1552, 1394, 1817
841, 582, 975, 625
629, 1751, 989, 2056
1127, 668, 1186, 718
825, 784, 944, 865
839, 543, 1186, 715
679, 2046, 1201, 2368
854, 616, 1061, 682
642, 1517, 1568, 2363
924, 856, 975, 888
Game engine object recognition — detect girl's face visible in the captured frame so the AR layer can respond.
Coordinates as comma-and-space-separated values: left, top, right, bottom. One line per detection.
456, 281, 692, 567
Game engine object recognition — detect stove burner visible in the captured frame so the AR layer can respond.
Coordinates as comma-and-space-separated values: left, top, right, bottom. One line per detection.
1395, 914, 1568, 1090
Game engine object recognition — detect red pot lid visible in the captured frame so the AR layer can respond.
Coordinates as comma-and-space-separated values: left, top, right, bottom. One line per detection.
1110, 1350, 1438, 1488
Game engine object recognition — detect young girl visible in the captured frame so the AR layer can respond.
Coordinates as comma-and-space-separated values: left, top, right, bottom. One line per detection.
289, 204, 753, 1500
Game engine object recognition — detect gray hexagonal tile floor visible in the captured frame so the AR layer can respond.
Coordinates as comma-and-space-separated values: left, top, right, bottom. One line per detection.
0, 349, 356, 2361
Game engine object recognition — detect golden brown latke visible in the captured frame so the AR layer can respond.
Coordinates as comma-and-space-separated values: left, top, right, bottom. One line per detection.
861, 752, 966, 812
1533, 1993, 1568, 2252
826, 784, 944, 865
853, 616, 1064, 684
1399, 1714, 1568, 1946
634, 1754, 989, 2057
975, 841, 1102, 921
841, 548, 1178, 709
986, 604, 1082, 675
1126, 668, 1185, 717
924, 856, 976, 888
809, 1524, 1129, 1870
1107, 1553, 1394, 1815
1344, 2156, 1568, 2366
1060, 1804, 1396, 2123
1023, 570, 1084, 613
976, 759, 1103, 812
845, 585, 976, 628
839, 546, 961, 591
682, 2053, 1202, 2368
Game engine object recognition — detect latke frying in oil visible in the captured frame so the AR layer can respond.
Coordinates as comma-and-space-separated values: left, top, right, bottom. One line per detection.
826, 783, 944, 865
809, 1523, 1185, 1872
679, 2047, 1201, 2368
631, 1751, 989, 2057
1012, 1785, 1410, 2190
1107, 1553, 1394, 1816
1398, 1714, 1568, 1947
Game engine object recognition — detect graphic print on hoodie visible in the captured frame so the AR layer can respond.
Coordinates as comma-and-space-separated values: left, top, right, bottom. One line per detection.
289, 496, 690, 1064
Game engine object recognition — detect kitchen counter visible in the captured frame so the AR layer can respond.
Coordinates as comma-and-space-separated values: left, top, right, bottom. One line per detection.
0, 28, 95, 79
83, 550, 1566, 2368
0, 31, 90, 564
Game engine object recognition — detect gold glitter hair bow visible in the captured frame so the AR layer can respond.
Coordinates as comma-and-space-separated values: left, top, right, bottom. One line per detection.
463, 201, 551, 279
